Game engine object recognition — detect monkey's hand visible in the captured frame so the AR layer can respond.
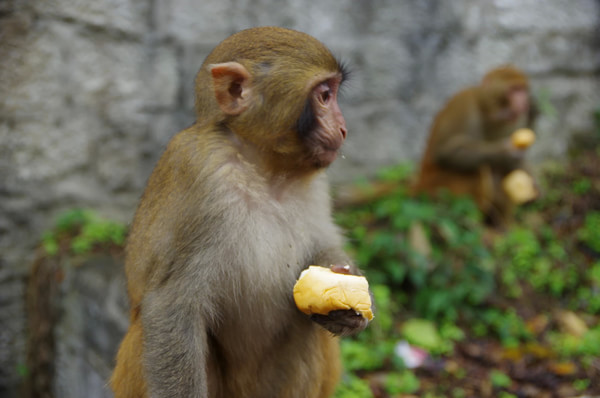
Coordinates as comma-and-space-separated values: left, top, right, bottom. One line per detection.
293, 265, 372, 336
491, 139, 526, 171
311, 309, 370, 336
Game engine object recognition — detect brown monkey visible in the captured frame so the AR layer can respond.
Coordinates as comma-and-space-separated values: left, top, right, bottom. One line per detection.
110, 27, 369, 398
413, 65, 536, 226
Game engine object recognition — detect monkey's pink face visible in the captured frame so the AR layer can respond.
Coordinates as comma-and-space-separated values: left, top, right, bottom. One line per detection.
301, 76, 347, 168
508, 87, 529, 118
494, 86, 530, 123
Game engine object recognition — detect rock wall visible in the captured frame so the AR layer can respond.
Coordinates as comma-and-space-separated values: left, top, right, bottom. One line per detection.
0, 0, 599, 396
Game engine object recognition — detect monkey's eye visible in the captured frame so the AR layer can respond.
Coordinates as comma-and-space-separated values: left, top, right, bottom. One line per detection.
320, 89, 331, 104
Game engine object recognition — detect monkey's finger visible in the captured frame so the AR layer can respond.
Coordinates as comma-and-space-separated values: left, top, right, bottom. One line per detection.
330, 264, 351, 274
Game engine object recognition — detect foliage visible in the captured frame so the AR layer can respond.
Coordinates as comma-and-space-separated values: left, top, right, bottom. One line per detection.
534, 87, 558, 120
547, 325, 600, 358
383, 370, 420, 394
574, 379, 591, 392
336, 164, 494, 325
489, 369, 512, 388
340, 338, 390, 372
472, 308, 532, 347
579, 211, 600, 253
494, 226, 578, 299
334, 373, 374, 398
42, 209, 127, 256
334, 147, 600, 396
401, 318, 444, 353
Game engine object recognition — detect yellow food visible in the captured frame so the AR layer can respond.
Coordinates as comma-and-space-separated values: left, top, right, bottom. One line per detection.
502, 169, 537, 204
293, 266, 373, 321
511, 128, 536, 149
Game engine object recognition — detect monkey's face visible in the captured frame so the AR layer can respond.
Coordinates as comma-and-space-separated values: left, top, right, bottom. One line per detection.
297, 74, 347, 168
493, 86, 529, 123
200, 26, 350, 173
481, 83, 530, 124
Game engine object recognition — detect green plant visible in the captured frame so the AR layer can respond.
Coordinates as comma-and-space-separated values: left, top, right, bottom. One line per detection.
489, 369, 512, 388
579, 211, 600, 253
334, 374, 374, 398
340, 339, 390, 372
383, 370, 420, 394
401, 318, 452, 355
494, 226, 579, 298
336, 165, 494, 324
534, 87, 558, 119
573, 378, 590, 392
473, 308, 531, 347
15, 363, 28, 378
572, 178, 592, 196
42, 209, 127, 256
547, 325, 600, 359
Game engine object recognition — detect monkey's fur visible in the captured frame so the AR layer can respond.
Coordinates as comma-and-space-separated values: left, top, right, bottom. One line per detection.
110, 27, 367, 398
414, 66, 535, 226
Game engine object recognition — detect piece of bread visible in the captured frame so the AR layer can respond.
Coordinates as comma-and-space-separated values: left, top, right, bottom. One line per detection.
511, 128, 536, 149
502, 169, 537, 204
293, 266, 373, 321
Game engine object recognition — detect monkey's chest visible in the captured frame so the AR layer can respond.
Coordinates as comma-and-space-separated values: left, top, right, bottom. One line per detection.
214, 201, 325, 343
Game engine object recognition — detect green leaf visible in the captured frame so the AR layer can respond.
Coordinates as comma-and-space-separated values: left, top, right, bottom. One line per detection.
401, 319, 442, 351
489, 369, 512, 388
334, 373, 373, 398
42, 232, 59, 256
383, 371, 420, 394
340, 340, 386, 372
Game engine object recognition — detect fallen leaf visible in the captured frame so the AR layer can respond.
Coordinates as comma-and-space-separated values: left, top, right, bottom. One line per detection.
408, 221, 431, 258
548, 361, 577, 376
555, 310, 588, 337
526, 314, 549, 335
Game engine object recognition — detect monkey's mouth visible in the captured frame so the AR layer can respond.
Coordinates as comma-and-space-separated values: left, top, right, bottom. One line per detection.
315, 146, 340, 167
306, 130, 345, 168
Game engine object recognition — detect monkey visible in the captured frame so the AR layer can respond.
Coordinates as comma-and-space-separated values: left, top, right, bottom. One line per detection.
413, 65, 537, 227
110, 27, 370, 398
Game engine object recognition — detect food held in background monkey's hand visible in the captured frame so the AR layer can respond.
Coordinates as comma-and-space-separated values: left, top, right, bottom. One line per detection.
293, 266, 373, 321
502, 169, 537, 204
511, 128, 536, 149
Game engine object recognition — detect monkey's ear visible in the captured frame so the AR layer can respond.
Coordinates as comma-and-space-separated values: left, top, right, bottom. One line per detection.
209, 62, 253, 115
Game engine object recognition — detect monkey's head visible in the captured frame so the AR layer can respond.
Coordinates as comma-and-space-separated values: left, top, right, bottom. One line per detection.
194, 26, 349, 173
479, 65, 530, 124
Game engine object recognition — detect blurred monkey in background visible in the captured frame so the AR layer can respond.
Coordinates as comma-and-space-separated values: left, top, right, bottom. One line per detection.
414, 65, 538, 226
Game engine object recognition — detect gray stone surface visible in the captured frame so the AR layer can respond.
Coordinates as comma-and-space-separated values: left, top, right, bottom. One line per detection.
0, 0, 599, 396
53, 256, 128, 398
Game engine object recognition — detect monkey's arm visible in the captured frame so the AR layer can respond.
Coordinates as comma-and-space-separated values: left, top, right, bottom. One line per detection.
436, 135, 524, 172
141, 286, 209, 398
434, 114, 525, 173
432, 89, 527, 173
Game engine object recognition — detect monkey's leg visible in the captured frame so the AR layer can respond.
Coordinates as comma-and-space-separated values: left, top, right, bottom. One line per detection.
314, 329, 342, 398
110, 318, 148, 398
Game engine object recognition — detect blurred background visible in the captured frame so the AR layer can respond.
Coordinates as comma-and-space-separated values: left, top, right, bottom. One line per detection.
1, 1, 599, 397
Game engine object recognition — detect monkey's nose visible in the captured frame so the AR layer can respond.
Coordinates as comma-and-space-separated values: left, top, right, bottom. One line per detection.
340, 127, 347, 139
